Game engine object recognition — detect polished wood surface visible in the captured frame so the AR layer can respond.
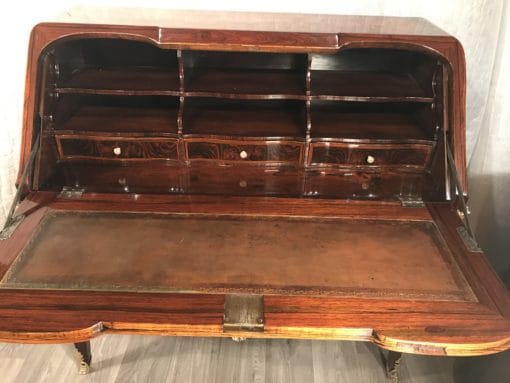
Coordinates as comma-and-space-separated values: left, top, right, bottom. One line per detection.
0, 194, 508, 357
308, 143, 432, 168
43, 10, 451, 35
19, 16, 467, 191
1, 14, 507, 376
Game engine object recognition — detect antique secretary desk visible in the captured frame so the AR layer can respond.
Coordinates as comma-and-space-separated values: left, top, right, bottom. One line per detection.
0, 10, 509, 381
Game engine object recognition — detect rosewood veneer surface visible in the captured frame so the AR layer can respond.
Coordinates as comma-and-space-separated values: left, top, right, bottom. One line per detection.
0, 10, 508, 363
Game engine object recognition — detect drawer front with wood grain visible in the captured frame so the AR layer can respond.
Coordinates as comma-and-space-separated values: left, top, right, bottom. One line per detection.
186, 139, 303, 165
308, 142, 433, 168
56, 135, 179, 161
187, 165, 302, 196
304, 170, 423, 199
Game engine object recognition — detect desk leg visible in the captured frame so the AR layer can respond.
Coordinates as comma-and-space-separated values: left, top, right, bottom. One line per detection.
385, 351, 402, 382
73, 341, 92, 374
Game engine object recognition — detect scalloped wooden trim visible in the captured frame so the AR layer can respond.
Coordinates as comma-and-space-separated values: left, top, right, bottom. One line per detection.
1, 321, 508, 357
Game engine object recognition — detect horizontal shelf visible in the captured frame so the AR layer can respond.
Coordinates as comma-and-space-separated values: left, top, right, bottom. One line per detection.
311, 71, 433, 102
57, 68, 180, 96
183, 99, 306, 138
311, 102, 433, 142
185, 69, 306, 99
58, 106, 179, 134
55, 69, 432, 103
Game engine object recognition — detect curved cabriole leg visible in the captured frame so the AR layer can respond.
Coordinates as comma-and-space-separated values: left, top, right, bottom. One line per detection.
73, 341, 92, 374
385, 351, 403, 382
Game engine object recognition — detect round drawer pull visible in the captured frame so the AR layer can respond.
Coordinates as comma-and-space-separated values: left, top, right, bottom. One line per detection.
113, 146, 122, 156
366, 155, 375, 164
239, 150, 248, 159
239, 180, 247, 188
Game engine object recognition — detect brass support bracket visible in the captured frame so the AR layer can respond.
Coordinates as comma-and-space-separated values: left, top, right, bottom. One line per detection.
457, 226, 483, 253
446, 140, 481, 252
0, 132, 40, 241
398, 196, 425, 208
58, 186, 85, 199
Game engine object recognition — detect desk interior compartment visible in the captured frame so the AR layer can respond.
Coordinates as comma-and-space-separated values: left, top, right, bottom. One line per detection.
310, 48, 438, 101
182, 50, 308, 97
50, 38, 180, 94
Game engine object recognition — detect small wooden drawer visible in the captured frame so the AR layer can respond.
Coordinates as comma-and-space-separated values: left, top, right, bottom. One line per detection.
186, 139, 303, 165
308, 142, 433, 168
304, 170, 423, 198
56, 135, 179, 161
188, 165, 302, 196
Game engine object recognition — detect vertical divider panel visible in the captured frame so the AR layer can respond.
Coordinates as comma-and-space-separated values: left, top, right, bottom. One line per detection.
176, 49, 186, 162
177, 49, 185, 94
303, 54, 313, 168
305, 54, 312, 98
301, 54, 313, 196
177, 97, 184, 136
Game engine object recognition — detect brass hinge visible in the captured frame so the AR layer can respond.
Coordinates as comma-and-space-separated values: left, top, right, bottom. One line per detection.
457, 226, 483, 253
224, 294, 264, 333
0, 215, 25, 241
59, 186, 85, 199
398, 196, 425, 208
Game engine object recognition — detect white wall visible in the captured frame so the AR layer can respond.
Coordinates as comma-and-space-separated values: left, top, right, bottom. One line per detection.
0, 1, 508, 277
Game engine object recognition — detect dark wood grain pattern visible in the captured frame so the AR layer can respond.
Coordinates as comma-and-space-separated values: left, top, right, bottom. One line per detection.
309, 142, 432, 168
3, 13, 507, 367
186, 140, 303, 164
56, 136, 179, 161
49, 163, 436, 199
304, 171, 424, 199
187, 165, 302, 196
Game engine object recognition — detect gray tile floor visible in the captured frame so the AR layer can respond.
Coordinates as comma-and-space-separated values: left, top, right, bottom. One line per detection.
0, 335, 455, 382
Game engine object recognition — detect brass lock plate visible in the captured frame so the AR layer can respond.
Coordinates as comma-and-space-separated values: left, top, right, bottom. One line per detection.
224, 294, 264, 333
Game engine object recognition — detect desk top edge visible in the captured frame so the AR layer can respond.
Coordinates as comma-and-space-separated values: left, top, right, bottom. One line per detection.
33, 9, 451, 38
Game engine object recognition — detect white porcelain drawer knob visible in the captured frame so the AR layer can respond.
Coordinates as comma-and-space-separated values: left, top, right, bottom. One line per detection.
239, 180, 247, 188
113, 146, 122, 156
239, 150, 248, 159
366, 155, 375, 164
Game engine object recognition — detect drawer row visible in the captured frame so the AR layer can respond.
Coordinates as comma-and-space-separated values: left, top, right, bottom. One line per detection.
55, 135, 433, 169
57, 164, 427, 199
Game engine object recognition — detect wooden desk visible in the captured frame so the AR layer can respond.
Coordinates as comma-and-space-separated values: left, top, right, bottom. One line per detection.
0, 11, 508, 380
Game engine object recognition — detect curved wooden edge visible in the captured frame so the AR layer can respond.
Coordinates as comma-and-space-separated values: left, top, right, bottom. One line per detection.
0, 323, 103, 344
373, 332, 510, 357
1, 321, 509, 357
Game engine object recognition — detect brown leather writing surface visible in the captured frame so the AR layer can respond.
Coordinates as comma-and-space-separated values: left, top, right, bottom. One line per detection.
2, 212, 473, 302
